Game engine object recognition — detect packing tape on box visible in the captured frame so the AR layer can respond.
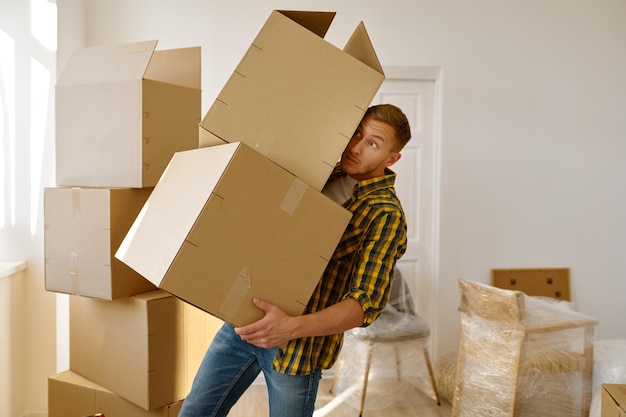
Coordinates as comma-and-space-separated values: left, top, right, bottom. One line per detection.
280, 178, 308, 216
71, 188, 81, 293
220, 266, 252, 321
70, 252, 79, 294
72, 187, 81, 219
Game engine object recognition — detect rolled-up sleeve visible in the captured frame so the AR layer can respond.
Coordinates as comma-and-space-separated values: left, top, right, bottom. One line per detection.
344, 207, 407, 326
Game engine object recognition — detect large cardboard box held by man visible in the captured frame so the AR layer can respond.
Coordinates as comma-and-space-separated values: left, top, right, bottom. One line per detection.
44, 187, 156, 300
602, 384, 626, 417
199, 10, 385, 191
48, 371, 183, 417
70, 291, 222, 410
56, 40, 201, 188
116, 143, 351, 327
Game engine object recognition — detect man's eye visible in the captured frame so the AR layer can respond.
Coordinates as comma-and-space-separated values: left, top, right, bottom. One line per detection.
368, 141, 378, 149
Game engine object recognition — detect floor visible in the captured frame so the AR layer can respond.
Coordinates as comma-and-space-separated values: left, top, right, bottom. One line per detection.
229, 378, 452, 417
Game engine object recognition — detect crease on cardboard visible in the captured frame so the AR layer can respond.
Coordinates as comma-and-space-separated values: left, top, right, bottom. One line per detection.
70, 188, 81, 294
280, 178, 308, 216
219, 267, 251, 321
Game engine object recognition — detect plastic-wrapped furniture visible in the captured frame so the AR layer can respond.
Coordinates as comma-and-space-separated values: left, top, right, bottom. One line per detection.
452, 279, 598, 417
329, 269, 440, 416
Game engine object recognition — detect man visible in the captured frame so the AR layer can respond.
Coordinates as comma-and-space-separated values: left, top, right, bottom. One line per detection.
179, 104, 411, 417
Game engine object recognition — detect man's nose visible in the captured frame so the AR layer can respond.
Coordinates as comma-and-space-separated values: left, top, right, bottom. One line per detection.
350, 138, 364, 154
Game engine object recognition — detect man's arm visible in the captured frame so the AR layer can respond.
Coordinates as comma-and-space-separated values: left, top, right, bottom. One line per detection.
235, 297, 364, 349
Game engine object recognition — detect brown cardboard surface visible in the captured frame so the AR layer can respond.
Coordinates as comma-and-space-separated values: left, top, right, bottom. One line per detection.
491, 268, 571, 301
116, 143, 351, 326
602, 384, 626, 417
44, 187, 156, 300
199, 10, 384, 191
69, 290, 220, 410
48, 370, 182, 417
56, 40, 200, 188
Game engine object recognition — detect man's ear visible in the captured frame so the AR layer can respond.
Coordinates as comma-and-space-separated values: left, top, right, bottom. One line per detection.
386, 152, 402, 167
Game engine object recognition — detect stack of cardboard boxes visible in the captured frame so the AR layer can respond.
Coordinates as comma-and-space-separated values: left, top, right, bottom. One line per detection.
46, 39, 220, 416
45, 10, 385, 416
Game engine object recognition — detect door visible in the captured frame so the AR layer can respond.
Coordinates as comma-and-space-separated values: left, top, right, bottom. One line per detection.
371, 67, 441, 349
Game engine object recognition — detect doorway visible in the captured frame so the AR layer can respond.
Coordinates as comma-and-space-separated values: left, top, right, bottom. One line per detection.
372, 66, 442, 353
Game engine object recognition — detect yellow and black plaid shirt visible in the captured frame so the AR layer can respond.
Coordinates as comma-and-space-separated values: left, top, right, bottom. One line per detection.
273, 165, 407, 375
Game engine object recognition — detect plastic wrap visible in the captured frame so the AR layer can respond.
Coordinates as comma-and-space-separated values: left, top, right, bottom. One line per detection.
434, 350, 458, 403
452, 279, 599, 417
324, 269, 440, 414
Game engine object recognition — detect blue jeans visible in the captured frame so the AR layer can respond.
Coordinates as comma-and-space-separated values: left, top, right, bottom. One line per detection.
179, 323, 322, 417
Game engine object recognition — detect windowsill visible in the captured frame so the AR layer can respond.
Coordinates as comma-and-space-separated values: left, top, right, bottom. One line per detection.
0, 261, 27, 280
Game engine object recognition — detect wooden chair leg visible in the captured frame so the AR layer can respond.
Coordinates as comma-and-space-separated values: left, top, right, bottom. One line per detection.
329, 358, 345, 394
422, 346, 441, 406
359, 343, 374, 417
394, 344, 401, 380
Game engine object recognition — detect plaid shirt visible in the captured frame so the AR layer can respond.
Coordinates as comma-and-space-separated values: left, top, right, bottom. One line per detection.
273, 165, 407, 375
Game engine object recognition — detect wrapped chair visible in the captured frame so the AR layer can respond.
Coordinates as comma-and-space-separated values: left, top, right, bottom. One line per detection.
452, 279, 599, 417
329, 269, 441, 416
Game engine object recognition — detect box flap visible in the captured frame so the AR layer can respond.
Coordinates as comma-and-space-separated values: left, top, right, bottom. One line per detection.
57, 40, 158, 85
343, 22, 384, 75
144, 46, 201, 90
277, 10, 336, 38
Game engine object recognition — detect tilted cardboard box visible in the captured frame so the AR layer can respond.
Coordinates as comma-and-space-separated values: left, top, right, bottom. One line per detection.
44, 186, 156, 300
70, 291, 222, 410
199, 10, 385, 190
48, 370, 183, 417
56, 40, 201, 188
116, 143, 351, 326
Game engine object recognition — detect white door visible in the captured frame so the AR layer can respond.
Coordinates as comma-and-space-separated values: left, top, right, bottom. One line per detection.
372, 68, 440, 349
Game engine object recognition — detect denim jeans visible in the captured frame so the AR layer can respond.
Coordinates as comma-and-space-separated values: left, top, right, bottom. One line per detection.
179, 323, 322, 417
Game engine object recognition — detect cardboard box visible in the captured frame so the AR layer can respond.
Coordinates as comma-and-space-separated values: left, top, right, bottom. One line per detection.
56, 40, 201, 188
602, 384, 626, 417
48, 370, 183, 417
70, 290, 222, 410
116, 143, 351, 326
491, 267, 571, 301
44, 187, 156, 300
199, 10, 385, 190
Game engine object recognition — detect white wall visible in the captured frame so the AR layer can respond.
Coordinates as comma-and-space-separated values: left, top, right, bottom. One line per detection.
2, 0, 624, 413
1, 0, 59, 415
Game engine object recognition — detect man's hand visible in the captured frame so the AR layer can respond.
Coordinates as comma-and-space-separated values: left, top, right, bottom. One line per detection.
234, 298, 294, 349
235, 297, 365, 349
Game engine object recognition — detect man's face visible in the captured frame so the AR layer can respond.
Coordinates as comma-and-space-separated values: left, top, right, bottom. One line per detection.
340, 116, 401, 181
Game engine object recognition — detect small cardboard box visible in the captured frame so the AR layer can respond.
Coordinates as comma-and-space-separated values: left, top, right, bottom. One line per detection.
56, 40, 201, 188
491, 267, 571, 301
44, 187, 156, 300
70, 290, 222, 410
48, 370, 183, 417
116, 143, 351, 326
602, 384, 626, 417
199, 10, 385, 190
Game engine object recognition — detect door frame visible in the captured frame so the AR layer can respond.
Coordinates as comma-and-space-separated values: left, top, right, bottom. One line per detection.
383, 66, 443, 356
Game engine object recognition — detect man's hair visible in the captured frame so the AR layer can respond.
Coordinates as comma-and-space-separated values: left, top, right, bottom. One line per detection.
364, 104, 411, 151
